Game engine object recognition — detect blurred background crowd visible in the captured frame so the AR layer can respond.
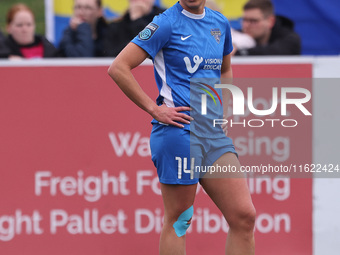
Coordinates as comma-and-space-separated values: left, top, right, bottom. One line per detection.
0, 0, 339, 59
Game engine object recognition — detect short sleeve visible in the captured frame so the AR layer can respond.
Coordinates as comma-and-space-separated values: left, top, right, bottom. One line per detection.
131, 14, 171, 59
223, 19, 234, 56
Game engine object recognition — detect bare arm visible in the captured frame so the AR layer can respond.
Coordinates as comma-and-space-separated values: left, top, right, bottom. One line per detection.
220, 54, 233, 134
108, 43, 191, 128
221, 54, 233, 117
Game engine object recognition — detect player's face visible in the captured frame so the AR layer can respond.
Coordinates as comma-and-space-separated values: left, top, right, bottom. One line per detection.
242, 8, 273, 42
7, 10, 35, 45
180, 0, 206, 14
74, 0, 102, 25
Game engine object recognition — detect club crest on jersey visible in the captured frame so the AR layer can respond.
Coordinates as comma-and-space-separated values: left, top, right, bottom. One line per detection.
211, 28, 221, 44
139, 23, 159, 40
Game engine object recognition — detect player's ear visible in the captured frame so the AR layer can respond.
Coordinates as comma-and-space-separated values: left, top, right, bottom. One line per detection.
97, 6, 103, 18
269, 14, 275, 29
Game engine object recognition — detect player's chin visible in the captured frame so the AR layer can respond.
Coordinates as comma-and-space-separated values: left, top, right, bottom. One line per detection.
183, 0, 203, 6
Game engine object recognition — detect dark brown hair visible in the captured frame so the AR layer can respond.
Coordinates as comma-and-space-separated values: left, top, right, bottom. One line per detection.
74, 0, 102, 8
243, 0, 274, 17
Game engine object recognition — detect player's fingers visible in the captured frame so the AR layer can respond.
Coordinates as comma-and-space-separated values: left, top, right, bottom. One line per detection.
173, 116, 190, 124
174, 106, 191, 112
176, 113, 192, 121
169, 121, 184, 128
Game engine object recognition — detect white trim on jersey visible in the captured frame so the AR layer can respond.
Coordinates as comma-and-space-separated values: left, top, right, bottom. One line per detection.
181, 9, 206, 20
155, 49, 175, 108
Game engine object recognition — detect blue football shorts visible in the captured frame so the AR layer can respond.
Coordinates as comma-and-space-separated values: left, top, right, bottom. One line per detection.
150, 123, 237, 185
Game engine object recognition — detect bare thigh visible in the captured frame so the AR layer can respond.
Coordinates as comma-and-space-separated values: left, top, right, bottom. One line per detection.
199, 153, 255, 227
160, 183, 198, 223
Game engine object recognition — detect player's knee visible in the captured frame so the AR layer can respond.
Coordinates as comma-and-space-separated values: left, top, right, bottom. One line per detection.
172, 205, 194, 237
228, 206, 256, 232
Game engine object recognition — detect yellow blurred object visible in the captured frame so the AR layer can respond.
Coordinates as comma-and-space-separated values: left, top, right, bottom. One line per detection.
213, 0, 248, 19
54, 0, 73, 16
161, 0, 177, 7
55, 0, 128, 16
54, 0, 247, 18
103, 0, 128, 14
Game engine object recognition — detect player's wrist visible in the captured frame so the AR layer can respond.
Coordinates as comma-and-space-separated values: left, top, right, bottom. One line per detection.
145, 103, 158, 118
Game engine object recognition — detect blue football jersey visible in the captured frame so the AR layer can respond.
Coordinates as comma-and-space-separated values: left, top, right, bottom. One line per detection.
132, 2, 233, 138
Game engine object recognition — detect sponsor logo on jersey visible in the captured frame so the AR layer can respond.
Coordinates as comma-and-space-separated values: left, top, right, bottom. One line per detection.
184, 55, 203, 74
203, 58, 222, 70
184, 56, 223, 73
211, 28, 221, 44
138, 23, 159, 40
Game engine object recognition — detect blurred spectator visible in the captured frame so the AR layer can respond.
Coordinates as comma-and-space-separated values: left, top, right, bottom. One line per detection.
0, 30, 5, 43
59, 0, 107, 57
231, 29, 256, 51
0, 30, 10, 58
1, 3, 58, 59
205, 0, 256, 52
103, 0, 164, 57
235, 0, 301, 55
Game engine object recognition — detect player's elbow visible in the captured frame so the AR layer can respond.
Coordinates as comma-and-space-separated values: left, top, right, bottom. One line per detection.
108, 56, 133, 82
107, 59, 121, 82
